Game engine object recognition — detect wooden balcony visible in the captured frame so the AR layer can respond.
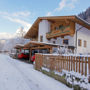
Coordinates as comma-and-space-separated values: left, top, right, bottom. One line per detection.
46, 29, 73, 39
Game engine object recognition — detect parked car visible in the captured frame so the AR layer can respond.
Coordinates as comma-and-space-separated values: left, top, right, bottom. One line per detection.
18, 49, 29, 60
18, 53, 29, 59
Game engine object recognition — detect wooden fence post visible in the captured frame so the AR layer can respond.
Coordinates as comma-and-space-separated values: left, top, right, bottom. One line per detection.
76, 56, 78, 72
71, 56, 73, 71
60, 56, 62, 72
62, 56, 64, 70
69, 56, 70, 71
79, 56, 80, 73
64, 56, 66, 70
88, 57, 90, 83
73, 57, 75, 71
67, 56, 68, 71
35, 54, 37, 70
85, 57, 87, 76
81, 57, 83, 75
35, 53, 43, 71
58, 56, 61, 72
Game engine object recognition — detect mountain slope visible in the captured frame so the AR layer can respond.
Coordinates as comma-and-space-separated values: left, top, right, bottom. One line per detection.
78, 7, 90, 23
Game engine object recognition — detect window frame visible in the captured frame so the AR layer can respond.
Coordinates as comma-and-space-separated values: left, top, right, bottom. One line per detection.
40, 35, 43, 42
53, 41, 56, 44
63, 39, 69, 45
78, 39, 82, 47
84, 40, 87, 47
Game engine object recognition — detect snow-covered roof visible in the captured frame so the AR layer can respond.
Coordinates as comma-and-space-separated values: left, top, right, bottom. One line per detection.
30, 41, 60, 46
14, 44, 24, 49
16, 44, 24, 46
24, 41, 60, 48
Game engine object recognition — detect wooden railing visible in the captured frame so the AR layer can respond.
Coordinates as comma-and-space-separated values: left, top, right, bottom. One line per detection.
35, 53, 90, 81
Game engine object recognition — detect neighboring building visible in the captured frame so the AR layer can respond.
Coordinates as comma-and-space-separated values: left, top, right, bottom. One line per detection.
24, 16, 90, 54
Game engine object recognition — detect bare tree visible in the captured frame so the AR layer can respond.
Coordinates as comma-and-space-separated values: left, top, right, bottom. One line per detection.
16, 27, 26, 38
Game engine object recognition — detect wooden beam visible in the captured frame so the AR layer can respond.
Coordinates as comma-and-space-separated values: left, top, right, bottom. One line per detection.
31, 45, 52, 50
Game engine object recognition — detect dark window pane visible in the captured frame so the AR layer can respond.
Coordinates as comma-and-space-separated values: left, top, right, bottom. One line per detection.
63, 39, 68, 45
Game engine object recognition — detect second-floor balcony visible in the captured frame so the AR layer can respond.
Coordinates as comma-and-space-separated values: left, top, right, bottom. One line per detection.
46, 24, 75, 39
46, 29, 72, 39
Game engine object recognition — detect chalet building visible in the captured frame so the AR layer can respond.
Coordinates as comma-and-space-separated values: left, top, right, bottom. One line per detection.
24, 16, 90, 54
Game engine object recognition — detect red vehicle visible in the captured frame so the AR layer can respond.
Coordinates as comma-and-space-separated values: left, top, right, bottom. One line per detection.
30, 49, 49, 63
18, 49, 29, 59
30, 50, 38, 63
31, 55, 35, 62
18, 53, 29, 59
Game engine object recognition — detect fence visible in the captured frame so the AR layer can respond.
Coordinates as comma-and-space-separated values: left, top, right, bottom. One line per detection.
35, 53, 90, 81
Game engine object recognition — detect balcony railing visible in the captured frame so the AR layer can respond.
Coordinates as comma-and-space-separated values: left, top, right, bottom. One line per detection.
46, 29, 71, 39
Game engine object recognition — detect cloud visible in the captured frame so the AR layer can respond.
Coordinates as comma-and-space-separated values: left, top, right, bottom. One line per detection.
0, 32, 14, 39
46, 0, 78, 16
67, 0, 78, 9
0, 11, 31, 17
55, 0, 78, 12
0, 26, 30, 39
55, 0, 66, 11
12, 11, 31, 17
0, 11, 32, 39
0, 11, 32, 27
46, 12, 52, 16
0, 12, 8, 15
0, 11, 32, 32
4, 16, 31, 28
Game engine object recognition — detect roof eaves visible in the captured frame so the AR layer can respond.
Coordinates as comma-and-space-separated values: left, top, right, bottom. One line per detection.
75, 16, 90, 26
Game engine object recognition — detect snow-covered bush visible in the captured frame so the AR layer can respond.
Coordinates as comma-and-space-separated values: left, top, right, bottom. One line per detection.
57, 45, 73, 55
62, 70, 90, 89
41, 66, 90, 90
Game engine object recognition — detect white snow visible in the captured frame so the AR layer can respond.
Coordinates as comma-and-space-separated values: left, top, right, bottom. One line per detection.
0, 54, 71, 90
42, 67, 50, 72
62, 70, 90, 89
43, 53, 90, 57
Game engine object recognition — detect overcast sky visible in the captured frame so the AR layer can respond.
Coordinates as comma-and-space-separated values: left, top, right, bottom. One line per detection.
0, 0, 90, 34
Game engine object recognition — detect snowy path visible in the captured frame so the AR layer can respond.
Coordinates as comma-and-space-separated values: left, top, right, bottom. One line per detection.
0, 54, 72, 90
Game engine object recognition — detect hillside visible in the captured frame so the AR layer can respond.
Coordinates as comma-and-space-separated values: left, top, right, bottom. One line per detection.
78, 7, 90, 23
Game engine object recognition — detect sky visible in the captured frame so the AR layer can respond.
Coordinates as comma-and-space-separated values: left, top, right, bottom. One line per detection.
0, 0, 90, 36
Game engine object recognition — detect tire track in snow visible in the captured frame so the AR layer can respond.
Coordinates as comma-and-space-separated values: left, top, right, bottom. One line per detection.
6, 56, 41, 90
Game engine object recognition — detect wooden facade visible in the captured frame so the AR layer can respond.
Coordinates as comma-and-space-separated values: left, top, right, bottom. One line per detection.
46, 21, 75, 39
24, 15, 90, 39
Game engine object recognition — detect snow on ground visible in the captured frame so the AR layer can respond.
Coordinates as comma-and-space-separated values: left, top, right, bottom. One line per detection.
0, 54, 72, 90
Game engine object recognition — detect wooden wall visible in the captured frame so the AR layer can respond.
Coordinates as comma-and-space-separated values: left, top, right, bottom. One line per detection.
46, 21, 75, 39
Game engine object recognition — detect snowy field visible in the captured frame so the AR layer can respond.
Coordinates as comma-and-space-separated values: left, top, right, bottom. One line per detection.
0, 54, 72, 90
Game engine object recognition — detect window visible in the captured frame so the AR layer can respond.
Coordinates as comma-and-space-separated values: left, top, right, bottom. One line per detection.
84, 40, 87, 47
25, 50, 29, 54
63, 39, 68, 45
54, 27, 58, 30
59, 25, 63, 29
78, 39, 82, 46
40, 35, 43, 42
53, 41, 56, 44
